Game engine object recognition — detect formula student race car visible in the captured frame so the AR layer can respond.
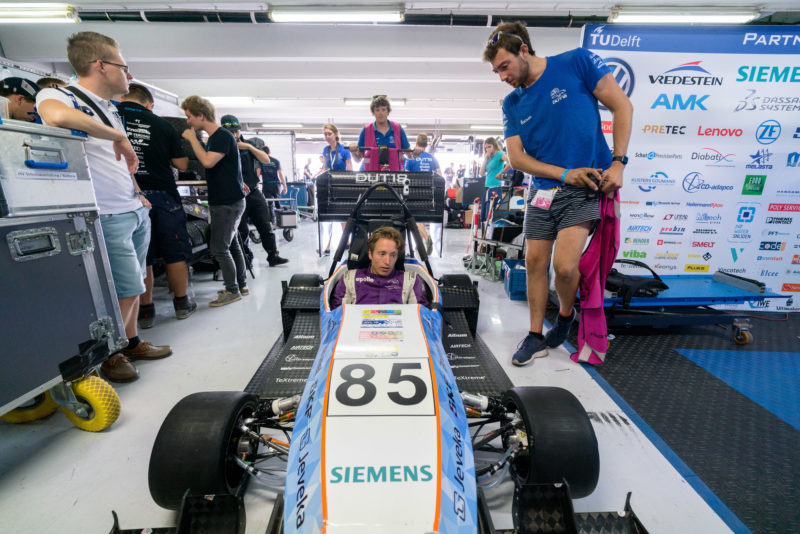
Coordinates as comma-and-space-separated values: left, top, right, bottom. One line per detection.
133, 173, 647, 534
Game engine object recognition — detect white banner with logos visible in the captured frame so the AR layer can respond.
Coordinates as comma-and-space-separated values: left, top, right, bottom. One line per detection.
583, 24, 800, 312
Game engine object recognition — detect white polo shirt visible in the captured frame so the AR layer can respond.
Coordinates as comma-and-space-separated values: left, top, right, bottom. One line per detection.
36, 85, 140, 215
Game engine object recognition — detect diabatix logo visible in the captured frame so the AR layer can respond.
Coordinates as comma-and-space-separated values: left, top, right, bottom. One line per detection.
736, 65, 800, 83
648, 61, 723, 86
599, 57, 634, 111
651, 93, 709, 110
630, 170, 675, 192
730, 203, 758, 243
756, 119, 781, 144
746, 149, 774, 170
691, 147, 735, 167
682, 171, 734, 194
788, 152, 800, 168
742, 175, 767, 195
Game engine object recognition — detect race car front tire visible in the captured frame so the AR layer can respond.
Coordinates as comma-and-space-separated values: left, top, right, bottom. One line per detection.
289, 273, 323, 287
149, 391, 259, 510
502, 386, 599, 499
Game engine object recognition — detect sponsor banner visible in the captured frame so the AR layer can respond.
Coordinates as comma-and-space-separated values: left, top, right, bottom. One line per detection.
584, 24, 800, 311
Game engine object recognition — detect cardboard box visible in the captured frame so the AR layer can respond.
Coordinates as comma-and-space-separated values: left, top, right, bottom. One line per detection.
464, 207, 474, 228
455, 186, 463, 204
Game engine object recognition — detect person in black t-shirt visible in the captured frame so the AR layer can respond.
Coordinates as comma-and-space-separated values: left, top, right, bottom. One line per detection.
180, 96, 248, 307
118, 83, 197, 325
220, 115, 288, 267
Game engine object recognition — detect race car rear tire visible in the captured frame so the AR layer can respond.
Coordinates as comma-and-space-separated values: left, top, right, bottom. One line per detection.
439, 274, 474, 289
149, 391, 259, 510
289, 274, 323, 287
502, 386, 599, 499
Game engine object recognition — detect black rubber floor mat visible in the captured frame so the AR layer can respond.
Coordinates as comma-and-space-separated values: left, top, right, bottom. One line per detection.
557, 309, 800, 534
247, 309, 512, 399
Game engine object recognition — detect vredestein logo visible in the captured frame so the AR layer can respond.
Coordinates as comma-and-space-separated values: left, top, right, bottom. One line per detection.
330, 464, 433, 484
649, 61, 723, 86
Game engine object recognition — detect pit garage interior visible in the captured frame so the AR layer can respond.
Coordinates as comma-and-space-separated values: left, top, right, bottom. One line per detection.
1, 2, 800, 533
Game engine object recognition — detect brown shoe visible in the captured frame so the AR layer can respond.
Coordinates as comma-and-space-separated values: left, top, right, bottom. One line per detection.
100, 354, 139, 383
123, 341, 173, 361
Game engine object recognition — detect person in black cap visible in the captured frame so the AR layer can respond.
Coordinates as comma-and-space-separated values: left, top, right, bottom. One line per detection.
0, 77, 40, 122
221, 114, 289, 267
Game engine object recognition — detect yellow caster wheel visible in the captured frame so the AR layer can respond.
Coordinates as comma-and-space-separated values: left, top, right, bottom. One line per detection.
60, 376, 121, 432
1, 392, 59, 423
733, 328, 754, 346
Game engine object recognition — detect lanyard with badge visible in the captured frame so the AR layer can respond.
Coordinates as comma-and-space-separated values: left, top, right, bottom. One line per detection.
328, 144, 339, 169
531, 187, 559, 210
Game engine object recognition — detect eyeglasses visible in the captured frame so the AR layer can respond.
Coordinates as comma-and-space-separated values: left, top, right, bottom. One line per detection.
222, 121, 240, 129
487, 31, 524, 47
98, 59, 130, 74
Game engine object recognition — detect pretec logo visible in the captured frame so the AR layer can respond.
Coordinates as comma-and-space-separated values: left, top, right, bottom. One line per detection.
642, 124, 686, 135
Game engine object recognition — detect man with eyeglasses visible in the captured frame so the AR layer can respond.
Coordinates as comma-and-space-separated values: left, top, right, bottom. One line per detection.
483, 21, 632, 366
37, 31, 172, 383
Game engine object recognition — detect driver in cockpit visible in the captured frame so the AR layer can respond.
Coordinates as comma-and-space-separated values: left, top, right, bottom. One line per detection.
329, 226, 429, 309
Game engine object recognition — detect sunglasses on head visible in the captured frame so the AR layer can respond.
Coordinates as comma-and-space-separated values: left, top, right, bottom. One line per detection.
487, 31, 524, 47
222, 122, 240, 129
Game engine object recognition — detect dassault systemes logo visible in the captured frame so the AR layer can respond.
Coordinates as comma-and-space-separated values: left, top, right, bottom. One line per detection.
600, 57, 634, 111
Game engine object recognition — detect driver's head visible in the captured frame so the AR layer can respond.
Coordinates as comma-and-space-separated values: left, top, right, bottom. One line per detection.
414, 133, 428, 156
367, 227, 404, 277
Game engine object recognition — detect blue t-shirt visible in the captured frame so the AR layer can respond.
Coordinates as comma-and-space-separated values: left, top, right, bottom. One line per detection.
502, 47, 612, 189
484, 152, 505, 188
357, 122, 410, 150
322, 143, 351, 171
404, 151, 440, 173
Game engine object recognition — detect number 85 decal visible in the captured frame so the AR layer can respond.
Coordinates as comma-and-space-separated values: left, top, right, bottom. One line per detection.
329, 361, 434, 416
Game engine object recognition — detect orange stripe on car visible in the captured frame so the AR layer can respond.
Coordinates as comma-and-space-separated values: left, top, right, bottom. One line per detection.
320, 305, 346, 533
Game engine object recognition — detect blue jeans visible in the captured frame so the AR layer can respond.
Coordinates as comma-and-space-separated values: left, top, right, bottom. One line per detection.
209, 199, 246, 293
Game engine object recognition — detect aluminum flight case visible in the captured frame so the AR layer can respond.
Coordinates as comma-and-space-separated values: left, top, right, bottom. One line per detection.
0, 118, 126, 415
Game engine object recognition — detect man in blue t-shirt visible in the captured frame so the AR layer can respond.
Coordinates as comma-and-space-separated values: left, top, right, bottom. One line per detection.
404, 133, 441, 174
483, 21, 632, 366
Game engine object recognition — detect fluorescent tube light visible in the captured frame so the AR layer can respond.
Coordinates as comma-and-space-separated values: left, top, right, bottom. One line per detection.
470, 125, 503, 131
261, 123, 303, 128
270, 7, 403, 24
610, 8, 759, 24
345, 98, 405, 107
0, 3, 77, 23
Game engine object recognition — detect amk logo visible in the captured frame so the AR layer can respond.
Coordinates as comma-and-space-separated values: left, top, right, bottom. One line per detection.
651, 93, 709, 110
742, 175, 766, 195
730, 247, 744, 262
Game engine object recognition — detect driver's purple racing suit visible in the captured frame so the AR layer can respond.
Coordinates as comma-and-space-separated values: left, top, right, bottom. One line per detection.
330, 267, 429, 309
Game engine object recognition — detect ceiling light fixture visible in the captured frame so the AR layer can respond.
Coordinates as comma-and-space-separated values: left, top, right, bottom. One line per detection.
470, 125, 503, 131
0, 3, 78, 23
344, 98, 406, 107
260, 123, 303, 129
609, 7, 760, 24
269, 6, 403, 24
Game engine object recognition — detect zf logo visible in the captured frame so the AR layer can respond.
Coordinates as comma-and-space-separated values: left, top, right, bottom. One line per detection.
651, 93, 709, 110
756, 119, 781, 144
600, 58, 634, 111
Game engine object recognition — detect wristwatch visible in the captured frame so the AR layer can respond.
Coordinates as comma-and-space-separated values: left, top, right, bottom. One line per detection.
612, 155, 628, 165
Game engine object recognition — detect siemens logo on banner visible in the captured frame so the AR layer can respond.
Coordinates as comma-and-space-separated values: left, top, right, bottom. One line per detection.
736, 66, 800, 83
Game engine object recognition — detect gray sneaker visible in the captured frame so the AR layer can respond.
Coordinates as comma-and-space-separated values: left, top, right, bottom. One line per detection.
239, 286, 250, 296
210, 290, 241, 307
174, 298, 197, 319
